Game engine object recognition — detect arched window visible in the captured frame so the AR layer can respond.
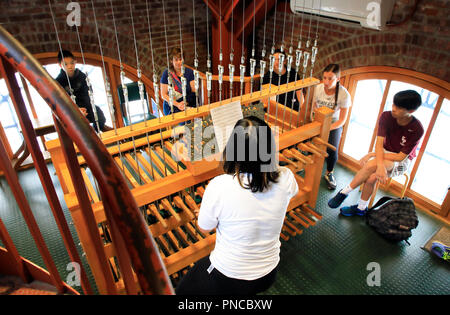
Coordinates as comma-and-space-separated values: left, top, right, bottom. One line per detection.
0, 52, 159, 165
44, 63, 112, 128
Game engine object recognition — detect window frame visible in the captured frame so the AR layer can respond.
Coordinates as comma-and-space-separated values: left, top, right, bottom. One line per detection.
0, 52, 159, 160
338, 66, 450, 219
34, 52, 159, 128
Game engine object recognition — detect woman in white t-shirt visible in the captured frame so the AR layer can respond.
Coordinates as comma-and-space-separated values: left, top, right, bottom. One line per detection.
312, 64, 351, 190
175, 116, 298, 295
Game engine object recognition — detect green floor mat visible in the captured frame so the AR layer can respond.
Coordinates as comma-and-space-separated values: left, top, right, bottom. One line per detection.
1, 163, 449, 295
263, 165, 450, 295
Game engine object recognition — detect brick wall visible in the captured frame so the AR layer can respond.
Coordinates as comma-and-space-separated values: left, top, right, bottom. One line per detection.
255, 0, 449, 81
0, 0, 210, 78
0, 0, 448, 82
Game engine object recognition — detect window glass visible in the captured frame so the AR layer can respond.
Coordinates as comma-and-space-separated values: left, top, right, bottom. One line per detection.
342, 79, 386, 160
45, 63, 111, 127
384, 81, 439, 177
410, 98, 450, 204
120, 75, 151, 125
344, 77, 447, 207
0, 79, 22, 152
0, 63, 111, 154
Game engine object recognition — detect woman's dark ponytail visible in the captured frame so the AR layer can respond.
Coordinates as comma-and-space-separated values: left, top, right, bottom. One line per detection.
334, 81, 340, 109
323, 63, 341, 109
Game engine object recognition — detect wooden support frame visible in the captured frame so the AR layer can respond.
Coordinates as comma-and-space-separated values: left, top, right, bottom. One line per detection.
204, 0, 277, 71
0, 24, 174, 294
46, 74, 333, 293
0, 55, 93, 294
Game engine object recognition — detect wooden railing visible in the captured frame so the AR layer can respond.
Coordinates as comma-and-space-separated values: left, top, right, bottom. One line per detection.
0, 28, 322, 294
0, 25, 174, 295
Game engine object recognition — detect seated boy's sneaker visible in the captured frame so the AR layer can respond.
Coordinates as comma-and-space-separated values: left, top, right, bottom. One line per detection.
340, 204, 367, 217
324, 172, 337, 190
431, 241, 450, 261
328, 190, 348, 208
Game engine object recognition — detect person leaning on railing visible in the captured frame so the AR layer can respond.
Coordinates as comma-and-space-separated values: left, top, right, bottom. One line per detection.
160, 47, 197, 116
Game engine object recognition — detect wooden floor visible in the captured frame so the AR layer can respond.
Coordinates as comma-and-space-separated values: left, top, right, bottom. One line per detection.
0, 163, 449, 295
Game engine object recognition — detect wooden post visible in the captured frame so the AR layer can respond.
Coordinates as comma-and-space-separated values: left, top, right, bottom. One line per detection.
440, 187, 450, 219
54, 119, 118, 295
304, 106, 333, 208
0, 130, 65, 293
0, 56, 93, 294
0, 189, 31, 283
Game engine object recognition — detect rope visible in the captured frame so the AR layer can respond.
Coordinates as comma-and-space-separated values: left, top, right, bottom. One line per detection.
249, 0, 256, 95
89, 0, 108, 135
145, 0, 160, 180
260, 0, 268, 96
300, 0, 316, 126
192, 0, 200, 112
145, 0, 160, 123
267, 0, 278, 117
108, 0, 129, 174
176, 0, 188, 116
48, 0, 75, 104
161, 0, 174, 120
109, 0, 132, 131
229, 0, 235, 99
239, 0, 246, 101
218, 0, 224, 104
205, 0, 212, 107
281, 10, 297, 132
274, 0, 289, 127
290, 10, 303, 128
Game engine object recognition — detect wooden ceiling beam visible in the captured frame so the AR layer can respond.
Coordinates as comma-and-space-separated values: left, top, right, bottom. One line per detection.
223, 0, 241, 24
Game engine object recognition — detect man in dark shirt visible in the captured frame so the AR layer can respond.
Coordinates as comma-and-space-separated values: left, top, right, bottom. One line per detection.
262, 49, 304, 112
327, 90, 424, 216
55, 50, 111, 132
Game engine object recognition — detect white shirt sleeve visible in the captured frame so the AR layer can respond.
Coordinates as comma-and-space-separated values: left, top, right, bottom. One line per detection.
338, 86, 351, 109
282, 167, 299, 199
197, 178, 222, 231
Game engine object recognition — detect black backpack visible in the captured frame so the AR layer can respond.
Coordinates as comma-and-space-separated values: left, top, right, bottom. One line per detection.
365, 196, 419, 245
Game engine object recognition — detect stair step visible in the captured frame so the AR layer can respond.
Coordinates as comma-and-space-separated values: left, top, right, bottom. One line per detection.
0, 275, 57, 295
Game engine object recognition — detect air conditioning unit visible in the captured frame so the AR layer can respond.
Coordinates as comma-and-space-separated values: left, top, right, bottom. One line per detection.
290, 0, 396, 31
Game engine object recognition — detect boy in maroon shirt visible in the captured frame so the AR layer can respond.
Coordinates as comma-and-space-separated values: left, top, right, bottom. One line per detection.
328, 90, 424, 216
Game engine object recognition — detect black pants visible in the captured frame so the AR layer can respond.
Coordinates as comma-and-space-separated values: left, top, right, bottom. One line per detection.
86, 105, 106, 132
326, 127, 343, 173
175, 256, 278, 295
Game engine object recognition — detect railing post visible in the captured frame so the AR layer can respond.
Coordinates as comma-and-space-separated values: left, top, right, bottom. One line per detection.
54, 119, 118, 295
0, 24, 178, 295
0, 55, 93, 295
0, 177, 31, 283
0, 128, 65, 293
304, 107, 333, 208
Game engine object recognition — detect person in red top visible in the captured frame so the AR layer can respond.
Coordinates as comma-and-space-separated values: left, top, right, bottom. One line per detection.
327, 90, 424, 216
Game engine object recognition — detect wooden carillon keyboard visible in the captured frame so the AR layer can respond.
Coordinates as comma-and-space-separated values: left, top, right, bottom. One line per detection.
46, 79, 334, 293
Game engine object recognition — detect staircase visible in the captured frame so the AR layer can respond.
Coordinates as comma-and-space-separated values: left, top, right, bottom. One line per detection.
0, 275, 59, 295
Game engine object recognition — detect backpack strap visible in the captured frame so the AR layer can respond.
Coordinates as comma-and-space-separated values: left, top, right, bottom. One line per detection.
368, 196, 395, 211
